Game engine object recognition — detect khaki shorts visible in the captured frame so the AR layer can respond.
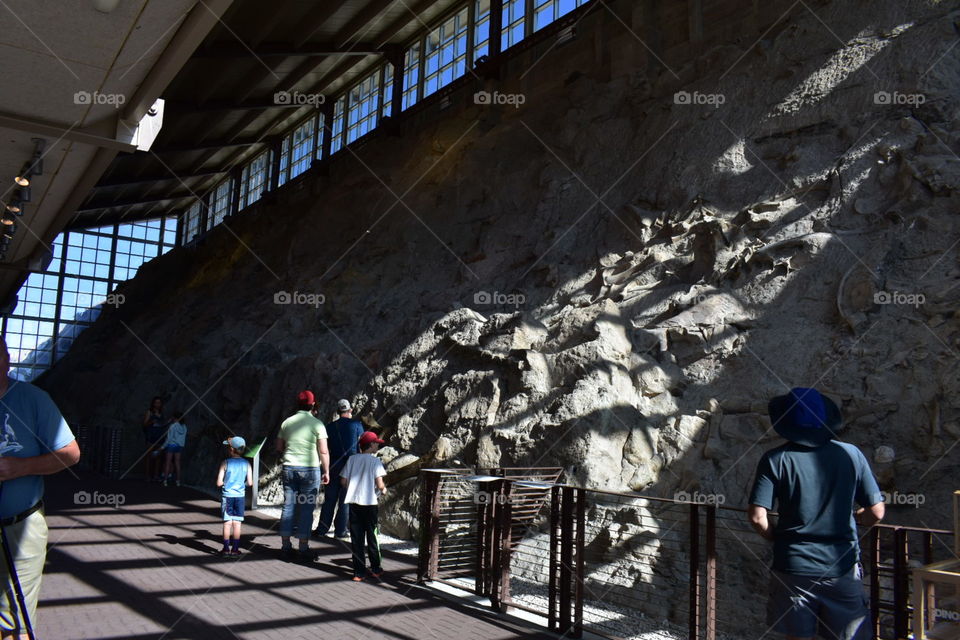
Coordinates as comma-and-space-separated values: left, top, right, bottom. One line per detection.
0, 510, 48, 634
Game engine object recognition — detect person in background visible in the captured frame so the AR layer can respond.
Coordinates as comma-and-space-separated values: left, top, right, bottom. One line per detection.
142, 396, 167, 482
0, 337, 80, 639
162, 412, 187, 486
216, 436, 252, 557
748, 387, 885, 640
314, 398, 364, 540
340, 431, 387, 582
276, 390, 329, 561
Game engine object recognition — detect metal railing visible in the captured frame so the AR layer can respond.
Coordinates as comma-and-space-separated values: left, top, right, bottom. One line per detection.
417, 470, 955, 640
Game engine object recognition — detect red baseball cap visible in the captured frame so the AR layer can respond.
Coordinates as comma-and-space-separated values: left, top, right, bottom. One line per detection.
359, 431, 386, 448
298, 390, 315, 405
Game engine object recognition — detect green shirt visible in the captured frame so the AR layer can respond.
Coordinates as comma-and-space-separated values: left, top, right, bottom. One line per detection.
280, 411, 327, 467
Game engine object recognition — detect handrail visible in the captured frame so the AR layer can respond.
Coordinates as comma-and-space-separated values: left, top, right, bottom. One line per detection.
418, 469, 955, 640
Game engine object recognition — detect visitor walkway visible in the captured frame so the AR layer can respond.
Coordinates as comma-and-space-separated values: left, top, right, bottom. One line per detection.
37, 471, 552, 640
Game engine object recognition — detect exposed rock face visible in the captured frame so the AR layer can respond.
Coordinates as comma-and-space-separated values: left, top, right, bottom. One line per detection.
42, 0, 960, 539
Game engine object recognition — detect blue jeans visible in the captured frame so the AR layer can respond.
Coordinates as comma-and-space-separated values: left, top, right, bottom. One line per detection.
316, 465, 349, 537
279, 466, 321, 539
768, 564, 869, 640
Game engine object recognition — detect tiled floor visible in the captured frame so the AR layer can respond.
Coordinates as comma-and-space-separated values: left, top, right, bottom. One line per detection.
36, 471, 552, 640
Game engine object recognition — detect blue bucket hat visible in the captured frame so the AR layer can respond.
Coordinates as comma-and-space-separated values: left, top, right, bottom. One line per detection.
768, 387, 841, 448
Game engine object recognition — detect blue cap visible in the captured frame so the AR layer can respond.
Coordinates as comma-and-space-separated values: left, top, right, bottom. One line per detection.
223, 436, 246, 449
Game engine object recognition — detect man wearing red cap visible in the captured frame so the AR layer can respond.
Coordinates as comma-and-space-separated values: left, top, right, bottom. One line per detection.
275, 390, 329, 561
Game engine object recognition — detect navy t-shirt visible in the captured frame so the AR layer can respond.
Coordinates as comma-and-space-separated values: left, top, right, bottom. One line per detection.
749, 440, 883, 577
0, 378, 75, 518
326, 417, 364, 469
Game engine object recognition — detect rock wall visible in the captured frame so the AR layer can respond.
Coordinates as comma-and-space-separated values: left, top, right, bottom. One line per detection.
42, 0, 960, 540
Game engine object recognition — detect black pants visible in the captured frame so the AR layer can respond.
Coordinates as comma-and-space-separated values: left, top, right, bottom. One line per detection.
349, 504, 382, 577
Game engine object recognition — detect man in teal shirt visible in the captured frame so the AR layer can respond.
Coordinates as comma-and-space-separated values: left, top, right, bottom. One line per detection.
749, 388, 884, 640
0, 337, 80, 639
275, 390, 329, 561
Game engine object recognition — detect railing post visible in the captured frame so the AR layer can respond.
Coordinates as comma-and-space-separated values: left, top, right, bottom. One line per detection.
475, 476, 499, 597
923, 531, 935, 634
867, 526, 880, 640
705, 504, 716, 640
497, 480, 514, 613
559, 485, 574, 634
548, 485, 560, 631
893, 528, 909, 639
689, 503, 701, 640
417, 470, 442, 583
476, 482, 488, 596
573, 487, 585, 638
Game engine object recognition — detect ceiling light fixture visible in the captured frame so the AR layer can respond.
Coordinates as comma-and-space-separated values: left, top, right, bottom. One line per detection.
4, 202, 21, 215
14, 168, 29, 187
93, 0, 122, 13
13, 139, 45, 188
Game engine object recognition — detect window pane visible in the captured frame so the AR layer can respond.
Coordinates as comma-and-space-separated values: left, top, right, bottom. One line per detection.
346, 69, 381, 144
423, 8, 469, 99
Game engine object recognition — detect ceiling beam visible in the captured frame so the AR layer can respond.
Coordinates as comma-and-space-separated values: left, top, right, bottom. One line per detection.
153, 137, 267, 153
165, 99, 324, 114
68, 207, 176, 231
0, 112, 136, 153
77, 193, 197, 213
94, 168, 227, 189
191, 42, 382, 58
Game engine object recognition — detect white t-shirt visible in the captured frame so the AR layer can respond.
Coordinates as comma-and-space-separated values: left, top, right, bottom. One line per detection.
341, 453, 386, 506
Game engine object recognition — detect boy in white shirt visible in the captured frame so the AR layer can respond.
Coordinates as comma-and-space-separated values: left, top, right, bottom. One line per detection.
340, 431, 387, 581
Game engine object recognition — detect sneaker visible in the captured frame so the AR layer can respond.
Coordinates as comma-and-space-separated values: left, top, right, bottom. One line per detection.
281, 547, 295, 561
162, 479, 168, 487
296, 549, 318, 562
351, 576, 364, 582
229, 549, 242, 557
370, 570, 383, 579
175, 480, 181, 487
335, 533, 350, 541
216, 548, 231, 557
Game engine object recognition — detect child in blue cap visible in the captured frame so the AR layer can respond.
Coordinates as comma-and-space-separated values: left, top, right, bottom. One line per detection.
216, 436, 252, 556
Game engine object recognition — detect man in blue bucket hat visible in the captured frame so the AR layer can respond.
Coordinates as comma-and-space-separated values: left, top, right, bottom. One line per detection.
748, 387, 885, 640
